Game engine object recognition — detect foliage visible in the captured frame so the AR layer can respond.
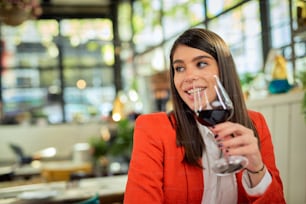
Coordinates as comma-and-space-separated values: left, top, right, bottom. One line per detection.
89, 118, 134, 160
31, 107, 47, 118
297, 71, 306, 122
239, 72, 257, 92
240, 72, 257, 86
109, 118, 134, 158
89, 136, 110, 160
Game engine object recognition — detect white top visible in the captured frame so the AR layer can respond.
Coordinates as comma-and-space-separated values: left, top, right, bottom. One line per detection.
197, 123, 272, 204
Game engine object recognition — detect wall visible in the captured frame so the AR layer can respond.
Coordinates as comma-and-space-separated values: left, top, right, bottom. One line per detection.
247, 91, 306, 204
0, 123, 104, 162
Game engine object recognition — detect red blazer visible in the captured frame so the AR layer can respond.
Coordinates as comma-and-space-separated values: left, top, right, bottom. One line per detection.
124, 111, 285, 204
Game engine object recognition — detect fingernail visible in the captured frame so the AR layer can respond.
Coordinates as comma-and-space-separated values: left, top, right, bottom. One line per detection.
218, 143, 223, 148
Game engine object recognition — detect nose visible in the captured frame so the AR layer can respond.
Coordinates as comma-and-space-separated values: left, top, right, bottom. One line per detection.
184, 69, 199, 84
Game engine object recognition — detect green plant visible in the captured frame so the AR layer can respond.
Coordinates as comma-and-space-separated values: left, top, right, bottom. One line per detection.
89, 136, 110, 160
239, 72, 257, 93
89, 118, 134, 161
109, 118, 134, 160
240, 72, 257, 85
298, 71, 306, 122
31, 108, 47, 118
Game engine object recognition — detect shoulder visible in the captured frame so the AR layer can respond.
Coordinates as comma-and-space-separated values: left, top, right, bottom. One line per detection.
247, 110, 267, 124
136, 112, 169, 120
135, 112, 169, 124
135, 112, 174, 129
133, 112, 176, 144
247, 110, 270, 133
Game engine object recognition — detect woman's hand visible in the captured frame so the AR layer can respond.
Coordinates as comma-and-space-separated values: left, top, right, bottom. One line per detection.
210, 122, 266, 186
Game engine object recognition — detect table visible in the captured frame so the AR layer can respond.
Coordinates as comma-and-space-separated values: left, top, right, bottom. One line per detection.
0, 175, 127, 204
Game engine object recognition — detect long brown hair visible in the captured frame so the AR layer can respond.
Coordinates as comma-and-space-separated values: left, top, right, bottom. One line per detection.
169, 28, 259, 168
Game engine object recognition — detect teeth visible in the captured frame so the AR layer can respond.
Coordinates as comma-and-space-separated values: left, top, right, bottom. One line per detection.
187, 88, 204, 94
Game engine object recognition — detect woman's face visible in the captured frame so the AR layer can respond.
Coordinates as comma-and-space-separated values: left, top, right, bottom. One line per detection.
172, 45, 219, 111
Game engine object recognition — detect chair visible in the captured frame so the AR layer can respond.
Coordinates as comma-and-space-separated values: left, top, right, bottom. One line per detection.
9, 143, 33, 165
76, 194, 100, 204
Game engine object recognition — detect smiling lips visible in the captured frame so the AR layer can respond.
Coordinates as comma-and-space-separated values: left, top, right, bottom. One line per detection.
185, 87, 207, 96
186, 87, 205, 95
184, 87, 206, 103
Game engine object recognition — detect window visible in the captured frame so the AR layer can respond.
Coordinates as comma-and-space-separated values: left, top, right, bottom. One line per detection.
0, 19, 115, 124
132, 0, 163, 53
162, 0, 205, 39
208, 1, 262, 75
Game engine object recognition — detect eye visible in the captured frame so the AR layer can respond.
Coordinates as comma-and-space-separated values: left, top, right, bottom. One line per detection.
197, 61, 207, 68
174, 66, 185, 72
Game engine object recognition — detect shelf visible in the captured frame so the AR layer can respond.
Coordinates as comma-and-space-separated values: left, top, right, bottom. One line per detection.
246, 91, 303, 108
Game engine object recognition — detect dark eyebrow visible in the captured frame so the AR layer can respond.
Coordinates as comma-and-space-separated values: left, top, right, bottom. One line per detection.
193, 55, 213, 62
172, 55, 213, 65
172, 59, 183, 65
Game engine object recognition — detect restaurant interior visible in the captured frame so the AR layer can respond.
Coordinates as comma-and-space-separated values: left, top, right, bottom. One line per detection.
0, 0, 305, 203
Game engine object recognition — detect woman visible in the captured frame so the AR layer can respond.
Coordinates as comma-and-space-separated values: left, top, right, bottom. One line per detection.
124, 28, 285, 203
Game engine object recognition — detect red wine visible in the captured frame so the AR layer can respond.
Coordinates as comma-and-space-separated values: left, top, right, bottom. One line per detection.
196, 109, 233, 126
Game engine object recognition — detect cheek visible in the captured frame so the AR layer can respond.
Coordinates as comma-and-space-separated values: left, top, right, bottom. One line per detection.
208, 87, 217, 101
173, 76, 180, 89
173, 73, 184, 88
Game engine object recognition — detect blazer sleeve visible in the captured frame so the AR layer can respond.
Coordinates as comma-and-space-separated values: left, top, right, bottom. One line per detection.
124, 113, 166, 204
243, 111, 286, 203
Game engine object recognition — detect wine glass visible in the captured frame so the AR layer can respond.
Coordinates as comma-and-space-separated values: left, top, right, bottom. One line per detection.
193, 75, 248, 176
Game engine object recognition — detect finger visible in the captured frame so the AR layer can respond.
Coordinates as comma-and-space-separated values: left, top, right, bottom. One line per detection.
224, 143, 258, 156
224, 144, 263, 170
213, 123, 246, 139
215, 134, 235, 143
221, 133, 258, 149
218, 135, 258, 158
